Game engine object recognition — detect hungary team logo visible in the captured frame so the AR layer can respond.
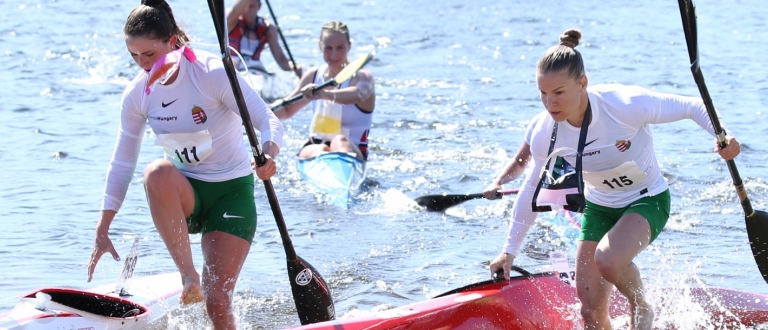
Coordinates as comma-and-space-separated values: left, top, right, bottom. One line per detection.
192, 106, 207, 124
615, 139, 631, 152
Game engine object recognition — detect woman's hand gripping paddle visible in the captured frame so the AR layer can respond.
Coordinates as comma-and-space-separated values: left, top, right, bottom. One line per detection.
207, 0, 335, 324
271, 53, 374, 110
678, 0, 768, 284
415, 189, 519, 212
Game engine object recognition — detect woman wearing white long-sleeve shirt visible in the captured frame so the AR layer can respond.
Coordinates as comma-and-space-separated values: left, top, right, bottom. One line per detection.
483, 29, 740, 330
86, 1, 283, 329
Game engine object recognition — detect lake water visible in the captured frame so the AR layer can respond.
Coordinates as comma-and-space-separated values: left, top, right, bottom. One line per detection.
2, 0, 767, 329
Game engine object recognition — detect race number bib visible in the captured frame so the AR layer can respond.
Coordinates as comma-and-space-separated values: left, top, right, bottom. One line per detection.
583, 161, 647, 191
154, 130, 214, 167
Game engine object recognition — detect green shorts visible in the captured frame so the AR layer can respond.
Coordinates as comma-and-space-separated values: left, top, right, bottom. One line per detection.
186, 174, 257, 243
579, 189, 670, 243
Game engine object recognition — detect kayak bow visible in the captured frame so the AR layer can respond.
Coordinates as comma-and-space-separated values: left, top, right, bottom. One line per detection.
288, 267, 768, 329
297, 152, 366, 207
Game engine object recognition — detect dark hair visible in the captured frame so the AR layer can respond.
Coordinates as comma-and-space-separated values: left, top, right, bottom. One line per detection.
320, 21, 350, 44
536, 29, 584, 80
124, 0, 189, 48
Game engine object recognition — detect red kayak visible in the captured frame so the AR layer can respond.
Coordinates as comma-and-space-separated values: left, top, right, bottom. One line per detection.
289, 267, 768, 329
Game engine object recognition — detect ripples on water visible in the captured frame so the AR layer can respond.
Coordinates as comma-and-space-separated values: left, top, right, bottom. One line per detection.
2, 0, 768, 329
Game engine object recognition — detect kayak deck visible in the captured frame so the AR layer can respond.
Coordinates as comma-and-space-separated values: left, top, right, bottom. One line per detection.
297, 152, 366, 206
289, 268, 768, 329
0, 272, 182, 330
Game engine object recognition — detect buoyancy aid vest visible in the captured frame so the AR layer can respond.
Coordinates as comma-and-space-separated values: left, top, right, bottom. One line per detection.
228, 17, 268, 60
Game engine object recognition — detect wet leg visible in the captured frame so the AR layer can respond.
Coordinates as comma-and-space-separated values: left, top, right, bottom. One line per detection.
143, 159, 203, 304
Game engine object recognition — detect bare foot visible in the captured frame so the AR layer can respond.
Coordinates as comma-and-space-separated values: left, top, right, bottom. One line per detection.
180, 281, 205, 305
631, 302, 654, 330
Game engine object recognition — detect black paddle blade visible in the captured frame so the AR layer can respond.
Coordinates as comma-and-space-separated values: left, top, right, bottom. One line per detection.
287, 256, 335, 325
747, 210, 768, 284
414, 193, 484, 212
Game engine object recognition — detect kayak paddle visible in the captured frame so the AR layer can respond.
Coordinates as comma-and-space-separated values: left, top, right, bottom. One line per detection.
263, 0, 300, 79
207, 0, 335, 324
271, 52, 374, 110
415, 189, 519, 212
678, 0, 768, 284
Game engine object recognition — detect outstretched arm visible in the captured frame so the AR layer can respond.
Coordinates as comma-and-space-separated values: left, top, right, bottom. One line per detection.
483, 141, 531, 199
265, 22, 301, 76
270, 68, 317, 120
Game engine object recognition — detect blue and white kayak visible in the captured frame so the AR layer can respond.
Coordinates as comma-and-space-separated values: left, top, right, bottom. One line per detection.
297, 152, 366, 206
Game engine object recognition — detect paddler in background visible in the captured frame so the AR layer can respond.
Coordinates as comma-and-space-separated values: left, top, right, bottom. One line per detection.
269, 21, 375, 162
227, 0, 302, 77
482, 29, 740, 330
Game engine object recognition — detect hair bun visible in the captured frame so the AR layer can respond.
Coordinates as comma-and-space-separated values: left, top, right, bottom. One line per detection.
559, 29, 582, 48
141, 0, 163, 6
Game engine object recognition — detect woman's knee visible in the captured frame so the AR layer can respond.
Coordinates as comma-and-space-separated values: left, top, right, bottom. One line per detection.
143, 160, 180, 190
331, 135, 350, 144
144, 159, 175, 181
594, 251, 626, 282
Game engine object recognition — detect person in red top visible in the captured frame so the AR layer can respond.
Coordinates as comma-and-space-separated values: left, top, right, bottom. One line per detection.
226, 0, 302, 77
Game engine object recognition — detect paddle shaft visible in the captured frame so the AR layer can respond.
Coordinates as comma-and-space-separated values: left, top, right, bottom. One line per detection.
207, 0, 296, 260
263, 0, 299, 78
273, 78, 338, 110
451, 189, 518, 200
678, 0, 755, 217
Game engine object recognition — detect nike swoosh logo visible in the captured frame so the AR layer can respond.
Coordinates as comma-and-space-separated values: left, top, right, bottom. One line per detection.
584, 138, 598, 147
222, 212, 244, 219
161, 99, 179, 107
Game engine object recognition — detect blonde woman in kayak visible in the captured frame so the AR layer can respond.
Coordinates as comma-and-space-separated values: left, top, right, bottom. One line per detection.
269, 21, 375, 161
483, 29, 740, 329
87, 0, 282, 328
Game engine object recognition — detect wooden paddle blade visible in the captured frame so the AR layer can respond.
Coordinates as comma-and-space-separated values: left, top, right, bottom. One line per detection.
272, 53, 374, 110
288, 256, 335, 324
415, 193, 484, 212
746, 210, 768, 284
333, 53, 374, 85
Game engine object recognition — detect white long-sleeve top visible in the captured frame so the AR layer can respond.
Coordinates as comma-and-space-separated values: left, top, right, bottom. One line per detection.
101, 48, 283, 212
502, 84, 719, 256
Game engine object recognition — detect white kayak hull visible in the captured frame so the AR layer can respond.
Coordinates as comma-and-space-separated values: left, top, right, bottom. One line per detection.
0, 272, 182, 330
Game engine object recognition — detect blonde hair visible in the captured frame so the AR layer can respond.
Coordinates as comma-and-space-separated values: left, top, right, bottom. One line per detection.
536, 29, 584, 80
320, 21, 350, 44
